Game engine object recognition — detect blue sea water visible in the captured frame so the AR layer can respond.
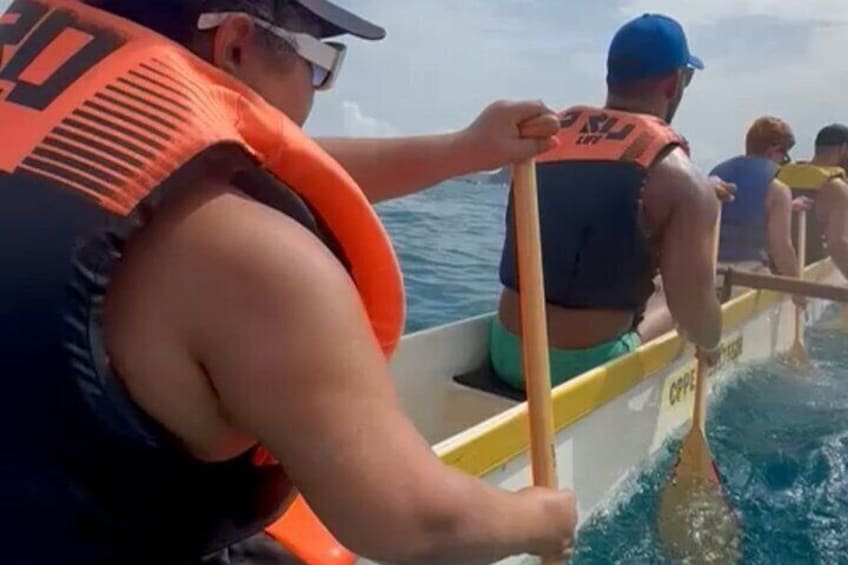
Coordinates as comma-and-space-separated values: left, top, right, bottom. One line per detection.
571, 321, 848, 565
375, 180, 508, 332
381, 183, 848, 564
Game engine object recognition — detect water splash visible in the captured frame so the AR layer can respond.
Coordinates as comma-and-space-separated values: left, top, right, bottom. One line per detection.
571, 326, 848, 564
657, 474, 742, 564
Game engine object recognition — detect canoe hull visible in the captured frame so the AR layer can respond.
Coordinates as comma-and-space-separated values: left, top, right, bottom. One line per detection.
356, 260, 841, 564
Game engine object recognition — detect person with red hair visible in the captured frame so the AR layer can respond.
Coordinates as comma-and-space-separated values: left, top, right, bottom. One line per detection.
710, 116, 808, 291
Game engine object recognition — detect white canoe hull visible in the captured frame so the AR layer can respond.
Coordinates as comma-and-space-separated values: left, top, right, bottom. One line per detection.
357, 260, 843, 564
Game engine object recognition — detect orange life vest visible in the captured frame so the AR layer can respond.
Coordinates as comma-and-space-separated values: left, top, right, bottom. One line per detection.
498, 105, 687, 324
0, 1, 402, 563
538, 105, 688, 166
0, 0, 404, 355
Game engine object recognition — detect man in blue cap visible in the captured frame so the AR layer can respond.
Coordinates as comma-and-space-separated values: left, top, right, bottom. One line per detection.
605, 13, 703, 122
491, 13, 725, 391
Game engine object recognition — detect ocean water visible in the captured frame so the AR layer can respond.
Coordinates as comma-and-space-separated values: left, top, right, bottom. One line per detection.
375, 180, 508, 332
571, 319, 848, 564
381, 183, 848, 564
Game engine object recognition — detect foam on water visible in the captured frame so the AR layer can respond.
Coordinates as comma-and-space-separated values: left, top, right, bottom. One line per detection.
572, 312, 848, 564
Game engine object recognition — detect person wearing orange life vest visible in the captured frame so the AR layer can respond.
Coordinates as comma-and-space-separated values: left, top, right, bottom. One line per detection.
777, 124, 848, 279
491, 13, 724, 390
0, 1, 576, 564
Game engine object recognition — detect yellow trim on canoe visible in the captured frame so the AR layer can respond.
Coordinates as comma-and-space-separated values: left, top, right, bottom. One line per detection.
438, 260, 835, 477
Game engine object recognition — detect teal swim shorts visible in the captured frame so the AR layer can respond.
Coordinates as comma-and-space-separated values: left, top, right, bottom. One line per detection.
488, 316, 640, 390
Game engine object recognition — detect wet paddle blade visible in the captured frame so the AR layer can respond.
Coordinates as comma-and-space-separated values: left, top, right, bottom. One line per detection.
784, 208, 812, 370
785, 340, 811, 369
658, 475, 741, 564
657, 209, 740, 563
658, 431, 741, 564
784, 305, 812, 370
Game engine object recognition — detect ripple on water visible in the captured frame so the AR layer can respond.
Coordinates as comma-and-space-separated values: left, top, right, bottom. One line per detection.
571, 326, 848, 565
377, 180, 510, 332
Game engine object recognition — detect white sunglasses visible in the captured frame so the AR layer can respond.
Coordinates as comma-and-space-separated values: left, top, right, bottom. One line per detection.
197, 12, 347, 91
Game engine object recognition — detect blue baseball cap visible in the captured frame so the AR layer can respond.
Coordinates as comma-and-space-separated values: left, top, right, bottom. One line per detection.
607, 14, 703, 83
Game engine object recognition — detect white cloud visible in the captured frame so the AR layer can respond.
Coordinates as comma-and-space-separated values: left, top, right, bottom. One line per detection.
3, 0, 847, 171
307, 0, 601, 137
619, 0, 848, 25
308, 0, 848, 170
341, 100, 401, 137
668, 14, 848, 167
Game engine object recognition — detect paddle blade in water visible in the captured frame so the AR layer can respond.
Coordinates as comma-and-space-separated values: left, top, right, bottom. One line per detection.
658, 473, 741, 564
778, 339, 815, 373
658, 431, 741, 564
784, 341, 811, 370
781, 304, 812, 371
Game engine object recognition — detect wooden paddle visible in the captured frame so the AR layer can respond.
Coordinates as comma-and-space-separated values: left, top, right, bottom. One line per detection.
658, 211, 742, 564
717, 269, 848, 303
786, 209, 810, 367
511, 158, 560, 565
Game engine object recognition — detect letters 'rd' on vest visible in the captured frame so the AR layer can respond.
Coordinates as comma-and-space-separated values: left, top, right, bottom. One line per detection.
540, 106, 688, 167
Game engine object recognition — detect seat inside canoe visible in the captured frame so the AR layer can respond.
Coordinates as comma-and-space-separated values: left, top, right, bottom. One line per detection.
452, 362, 527, 402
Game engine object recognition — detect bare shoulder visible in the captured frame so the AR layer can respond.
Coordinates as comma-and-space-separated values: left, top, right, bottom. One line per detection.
821, 176, 848, 200
107, 177, 345, 341
174, 184, 366, 363
771, 176, 791, 190
104, 178, 350, 461
647, 147, 711, 192
643, 146, 715, 231
767, 177, 792, 200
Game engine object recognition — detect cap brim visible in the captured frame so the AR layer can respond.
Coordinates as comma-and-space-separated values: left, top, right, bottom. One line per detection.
687, 54, 704, 70
295, 0, 386, 40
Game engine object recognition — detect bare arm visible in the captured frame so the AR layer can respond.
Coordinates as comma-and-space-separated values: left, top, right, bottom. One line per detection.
821, 179, 848, 279
318, 132, 470, 203
317, 100, 559, 203
645, 149, 722, 351
180, 191, 574, 564
637, 278, 676, 343
765, 179, 800, 278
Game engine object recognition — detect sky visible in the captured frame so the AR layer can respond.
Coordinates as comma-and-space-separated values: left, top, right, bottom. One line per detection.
2, 1, 848, 170
307, 0, 848, 170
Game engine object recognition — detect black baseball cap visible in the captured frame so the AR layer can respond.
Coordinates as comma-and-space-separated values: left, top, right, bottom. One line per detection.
295, 0, 385, 40
189, 0, 384, 39
815, 123, 848, 148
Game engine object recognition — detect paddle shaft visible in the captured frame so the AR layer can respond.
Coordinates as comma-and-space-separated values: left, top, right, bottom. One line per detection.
657, 211, 736, 563
794, 210, 807, 346
693, 210, 722, 433
718, 269, 848, 303
512, 160, 558, 491
689, 356, 708, 432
